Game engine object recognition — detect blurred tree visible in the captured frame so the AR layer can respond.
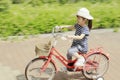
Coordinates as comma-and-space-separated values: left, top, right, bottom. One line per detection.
68, 0, 80, 3
56, 0, 82, 4
26, 0, 43, 6
41, 0, 56, 3
57, 0, 68, 4
11, 0, 24, 4
82, 0, 111, 3
0, 0, 11, 11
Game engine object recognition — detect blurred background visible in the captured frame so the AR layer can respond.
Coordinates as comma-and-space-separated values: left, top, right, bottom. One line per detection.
0, 0, 120, 39
0, 0, 120, 80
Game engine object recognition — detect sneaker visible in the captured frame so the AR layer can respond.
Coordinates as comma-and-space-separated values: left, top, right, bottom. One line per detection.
67, 62, 74, 71
67, 68, 73, 71
67, 62, 74, 66
74, 58, 85, 67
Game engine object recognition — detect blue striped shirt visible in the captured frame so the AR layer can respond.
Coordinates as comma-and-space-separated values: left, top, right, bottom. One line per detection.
71, 23, 89, 53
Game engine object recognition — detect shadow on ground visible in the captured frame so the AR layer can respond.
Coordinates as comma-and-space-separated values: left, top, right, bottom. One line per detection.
16, 71, 87, 80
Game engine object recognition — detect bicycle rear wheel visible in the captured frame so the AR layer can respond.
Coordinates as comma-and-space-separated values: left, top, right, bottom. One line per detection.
25, 58, 56, 80
82, 53, 109, 79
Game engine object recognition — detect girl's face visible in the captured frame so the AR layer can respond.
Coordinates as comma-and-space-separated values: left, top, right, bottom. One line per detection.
76, 15, 87, 27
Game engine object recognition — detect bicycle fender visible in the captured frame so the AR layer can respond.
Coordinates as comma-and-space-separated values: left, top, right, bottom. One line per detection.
39, 56, 48, 59
86, 52, 109, 60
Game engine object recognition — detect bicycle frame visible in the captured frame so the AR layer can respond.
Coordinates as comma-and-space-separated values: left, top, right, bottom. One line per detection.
39, 46, 76, 72
38, 27, 109, 73
39, 45, 109, 72
25, 27, 110, 80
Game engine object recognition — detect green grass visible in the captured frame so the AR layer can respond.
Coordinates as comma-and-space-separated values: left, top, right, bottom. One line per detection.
0, 1, 120, 37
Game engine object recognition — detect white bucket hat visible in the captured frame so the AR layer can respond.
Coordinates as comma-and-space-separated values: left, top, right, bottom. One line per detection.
77, 8, 93, 20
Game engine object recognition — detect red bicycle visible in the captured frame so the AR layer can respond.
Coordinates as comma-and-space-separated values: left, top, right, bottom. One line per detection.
25, 27, 109, 80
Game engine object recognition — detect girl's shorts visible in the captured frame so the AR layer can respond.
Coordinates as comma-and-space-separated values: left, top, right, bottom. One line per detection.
67, 45, 87, 57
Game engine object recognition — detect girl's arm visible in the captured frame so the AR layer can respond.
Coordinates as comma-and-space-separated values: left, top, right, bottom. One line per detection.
55, 25, 85, 40
56, 25, 75, 31
67, 34, 85, 40
60, 25, 74, 31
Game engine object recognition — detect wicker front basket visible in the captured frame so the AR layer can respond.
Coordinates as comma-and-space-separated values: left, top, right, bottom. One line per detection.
35, 41, 51, 56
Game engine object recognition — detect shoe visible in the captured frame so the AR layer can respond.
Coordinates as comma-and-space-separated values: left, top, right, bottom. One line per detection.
74, 58, 85, 67
67, 68, 73, 71
67, 62, 74, 71
68, 62, 74, 66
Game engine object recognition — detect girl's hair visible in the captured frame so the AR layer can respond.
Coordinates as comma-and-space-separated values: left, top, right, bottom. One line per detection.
88, 20, 92, 30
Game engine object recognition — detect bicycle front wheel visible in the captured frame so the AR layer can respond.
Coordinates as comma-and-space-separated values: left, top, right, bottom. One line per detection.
82, 53, 109, 79
25, 58, 56, 80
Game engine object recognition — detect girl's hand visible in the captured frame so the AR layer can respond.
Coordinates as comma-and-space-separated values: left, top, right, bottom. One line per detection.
55, 25, 62, 32
66, 35, 74, 39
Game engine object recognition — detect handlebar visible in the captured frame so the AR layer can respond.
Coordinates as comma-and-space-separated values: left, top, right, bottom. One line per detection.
52, 26, 67, 40
51, 26, 68, 46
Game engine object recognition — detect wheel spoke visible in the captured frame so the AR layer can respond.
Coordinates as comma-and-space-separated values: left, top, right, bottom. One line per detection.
25, 58, 56, 80
82, 53, 109, 79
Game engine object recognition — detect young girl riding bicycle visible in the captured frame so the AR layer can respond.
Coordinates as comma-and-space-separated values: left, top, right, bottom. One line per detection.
25, 8, 109, 80
57, 7, 93, 69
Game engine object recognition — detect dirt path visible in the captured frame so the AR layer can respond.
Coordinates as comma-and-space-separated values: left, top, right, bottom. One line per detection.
0, 29, 120, 80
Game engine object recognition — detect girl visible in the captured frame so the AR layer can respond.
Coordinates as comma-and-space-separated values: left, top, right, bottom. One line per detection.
57, 7, 93, 69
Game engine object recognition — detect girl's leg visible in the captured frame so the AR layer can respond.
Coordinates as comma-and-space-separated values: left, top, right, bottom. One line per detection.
73, 45, 86, 67
67, 47, 78, 71
67, 46, 85, 67
67, 53, 72, 60
73, 53, 85, 67
67, 46, 79, 60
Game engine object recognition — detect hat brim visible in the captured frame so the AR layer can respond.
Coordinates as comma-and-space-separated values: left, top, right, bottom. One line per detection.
76, 14, 93, 20
84, 15, 94, 20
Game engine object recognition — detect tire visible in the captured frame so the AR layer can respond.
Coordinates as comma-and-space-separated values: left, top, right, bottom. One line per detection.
82, 53, 109, 79
96, 76, 104, 80
25, 58, 56, 80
